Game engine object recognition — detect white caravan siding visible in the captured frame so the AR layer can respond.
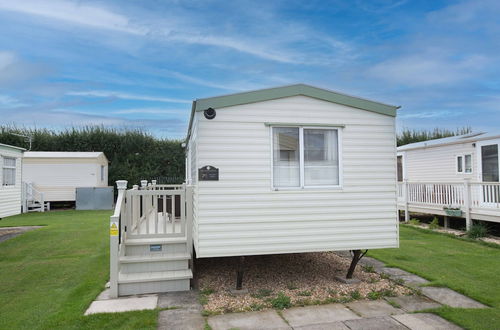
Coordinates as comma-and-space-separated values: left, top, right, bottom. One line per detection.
22, 153, 108, 202
193, 95, 398, 258
0, 145, 23, 218
402, 142, 476, 182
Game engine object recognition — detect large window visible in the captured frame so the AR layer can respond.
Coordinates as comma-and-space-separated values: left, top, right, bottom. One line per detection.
2, 157, 16, 186
272, 127, 340, 189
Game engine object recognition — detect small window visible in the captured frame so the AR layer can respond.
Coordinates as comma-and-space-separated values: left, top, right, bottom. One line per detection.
457, 156, 463, 173
464, 154, 472, 173
457, 154, 472, 174
2, 157, 16, 186
397, 155, 403, 182
272, 126, 340, 189
100, 165, 105, 181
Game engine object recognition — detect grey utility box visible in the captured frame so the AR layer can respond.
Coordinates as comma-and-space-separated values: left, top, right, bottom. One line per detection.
76, 187, 114, 210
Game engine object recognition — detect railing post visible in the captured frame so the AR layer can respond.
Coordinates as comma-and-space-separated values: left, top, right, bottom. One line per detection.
40, 193, 45, 213
464, 179, 472, 231
403, 179, 409, 222
110, 180, 127, 299
185, 185, 194, 257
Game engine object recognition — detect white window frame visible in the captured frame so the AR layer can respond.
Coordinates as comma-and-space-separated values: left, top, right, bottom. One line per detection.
2, 156, 17, 187
456, 154, 473, 174
270, 125, 343, 190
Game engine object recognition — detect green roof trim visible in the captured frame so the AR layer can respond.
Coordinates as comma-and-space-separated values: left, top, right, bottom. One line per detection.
194, 84, 400, 117
185, 84, 400, 143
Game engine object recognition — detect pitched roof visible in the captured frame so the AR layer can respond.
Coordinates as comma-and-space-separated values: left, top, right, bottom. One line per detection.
398, 131, 500, 151
0, 143, 26, 151
186, 84, 400, 142
23, 151, 105, 159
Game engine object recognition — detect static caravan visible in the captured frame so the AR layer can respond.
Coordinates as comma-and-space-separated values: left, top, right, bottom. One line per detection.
109, 84, 400, 297
22, 152, 109, 202
0, 143, 25, 218
397, 132, 500, 228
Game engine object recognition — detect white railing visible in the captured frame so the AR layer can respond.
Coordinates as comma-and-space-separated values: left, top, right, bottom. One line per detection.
109, 180, 128, 298
126, 185, 187, 238
398, 180, 500, 230
22, 182, 45, 213
471, 182, 500, 209
108, 179, 193, 298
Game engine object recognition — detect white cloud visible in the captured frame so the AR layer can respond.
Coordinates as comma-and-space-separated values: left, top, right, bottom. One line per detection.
112, 108, 187, 115
0, 94, 26, 108
67, 91, 191, 104
369, 54, 489, 86
400, 110, 463, 119
0, 0, 145, 35
0, 0, 352, 65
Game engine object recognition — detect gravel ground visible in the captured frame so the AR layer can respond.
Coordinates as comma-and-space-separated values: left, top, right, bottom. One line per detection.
196, 252, 412, 314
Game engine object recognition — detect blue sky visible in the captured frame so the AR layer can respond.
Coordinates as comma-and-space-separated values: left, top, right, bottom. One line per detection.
0, 0, 498, 139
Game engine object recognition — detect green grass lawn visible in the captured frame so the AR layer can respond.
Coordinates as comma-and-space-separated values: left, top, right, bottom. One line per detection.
369, 225, 500, 330
0, 210, 157, 330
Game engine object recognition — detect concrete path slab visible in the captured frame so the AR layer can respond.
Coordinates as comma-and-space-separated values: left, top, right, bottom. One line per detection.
282, 304, 360, 327
208, 310, 290, 330
381, 267, 413, 277
394, 274, 429, 286
158, 291, 201, 312
393, 313, 462, 330
385, 295, 441, 312
294, 321, 350, 330
96, 288, 111, 301
84, 295, 158, 315
344, 316, 409, 330
347, 300, 404, 317
0, 226, 43, 243
158, 309, 205, 330
359, 257, 385, 270
421, 287, 487, 308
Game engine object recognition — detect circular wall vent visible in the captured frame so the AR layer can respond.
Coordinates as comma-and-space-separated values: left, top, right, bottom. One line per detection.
204, 108, 216, 120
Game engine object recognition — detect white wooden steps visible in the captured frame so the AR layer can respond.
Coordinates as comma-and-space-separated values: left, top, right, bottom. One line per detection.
118, 236, 193, 296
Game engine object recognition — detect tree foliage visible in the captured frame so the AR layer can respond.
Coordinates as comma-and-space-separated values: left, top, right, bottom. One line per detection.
397, 127, 471, 147
0, 126, 185, 188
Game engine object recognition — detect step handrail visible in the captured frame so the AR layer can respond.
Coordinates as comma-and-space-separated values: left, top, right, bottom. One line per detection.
109, 180, 128, 298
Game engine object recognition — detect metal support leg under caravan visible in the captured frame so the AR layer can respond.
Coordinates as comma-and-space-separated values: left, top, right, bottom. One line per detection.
346, 250, 368, 279
236, 256, 245, 290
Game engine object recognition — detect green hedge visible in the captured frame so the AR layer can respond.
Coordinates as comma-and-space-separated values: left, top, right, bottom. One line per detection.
0, 126, 185, 188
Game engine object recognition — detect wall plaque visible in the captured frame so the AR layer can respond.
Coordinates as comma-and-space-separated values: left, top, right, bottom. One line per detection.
199, 165, 219, 181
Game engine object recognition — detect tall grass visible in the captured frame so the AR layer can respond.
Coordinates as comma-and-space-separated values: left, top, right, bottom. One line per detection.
0, 125, 185, 187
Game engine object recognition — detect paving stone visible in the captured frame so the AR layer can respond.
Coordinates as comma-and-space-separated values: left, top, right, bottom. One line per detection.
344, 316, 409, 330
208, 310, 290, 330
294, 321, 350, 330
393, 313, 462, 330
158, 291, 201, 311
393, 274, 429, 285
381, 267, 413, 277
346, 300, 404, 317
282, 303, 360, 327
158, 309, 205, 330
421, 287, 487, 308
385, 295, 442, 312
359, 257, 385, 270
96, 288, 111, 300
84, 295, 158, 315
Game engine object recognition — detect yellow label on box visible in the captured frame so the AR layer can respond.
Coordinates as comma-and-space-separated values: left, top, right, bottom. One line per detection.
110, 223, 118, 236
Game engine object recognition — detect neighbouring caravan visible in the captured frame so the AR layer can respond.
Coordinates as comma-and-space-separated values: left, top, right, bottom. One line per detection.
397, 132, 500, 228
22, 152, 109, 202
0, 143, 25, 218
109, 84, 400, 297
